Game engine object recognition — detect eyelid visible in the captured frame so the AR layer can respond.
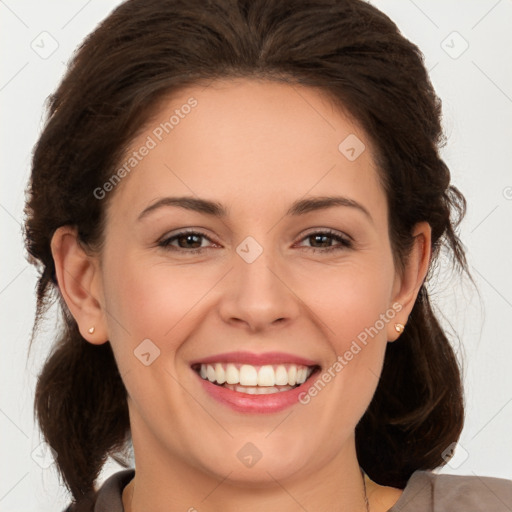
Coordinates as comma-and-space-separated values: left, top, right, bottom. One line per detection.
298, 227, 353, 242
293, 228, 353, 251
157, 227, 353, 253
157, 228, 219, 248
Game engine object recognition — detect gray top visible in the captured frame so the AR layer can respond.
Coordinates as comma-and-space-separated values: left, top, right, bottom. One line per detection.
65, 468, 512, 511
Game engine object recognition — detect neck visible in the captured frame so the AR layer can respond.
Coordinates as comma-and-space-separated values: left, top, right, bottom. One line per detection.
123, 434, 371, 512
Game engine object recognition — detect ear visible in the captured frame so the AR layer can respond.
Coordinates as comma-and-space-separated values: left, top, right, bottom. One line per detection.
50, 226, 108, 344
388, 221, 431, 341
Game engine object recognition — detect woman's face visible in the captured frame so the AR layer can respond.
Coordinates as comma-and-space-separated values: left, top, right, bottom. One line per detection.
94, 78, 416, 484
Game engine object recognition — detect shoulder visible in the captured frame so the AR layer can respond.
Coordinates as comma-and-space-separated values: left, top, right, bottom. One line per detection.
62, 468, 135, 512
390, 470, 512, 511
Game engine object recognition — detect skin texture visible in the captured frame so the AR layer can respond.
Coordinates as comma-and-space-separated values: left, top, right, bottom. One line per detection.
51, 79, 431, 512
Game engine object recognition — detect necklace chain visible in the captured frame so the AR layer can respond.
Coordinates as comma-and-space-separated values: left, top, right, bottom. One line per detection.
362, 467, 370, 512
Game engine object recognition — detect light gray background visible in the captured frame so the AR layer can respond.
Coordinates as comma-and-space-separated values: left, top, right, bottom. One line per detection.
1, 1, 511, 510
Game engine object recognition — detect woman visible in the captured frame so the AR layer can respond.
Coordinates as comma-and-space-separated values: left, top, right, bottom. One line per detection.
24, 0, 512, 510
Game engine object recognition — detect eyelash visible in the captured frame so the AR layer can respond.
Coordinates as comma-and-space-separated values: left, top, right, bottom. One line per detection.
157, 229, 353, 255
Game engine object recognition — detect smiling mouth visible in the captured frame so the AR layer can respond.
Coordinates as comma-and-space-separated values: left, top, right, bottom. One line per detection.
192, 362, 321, 394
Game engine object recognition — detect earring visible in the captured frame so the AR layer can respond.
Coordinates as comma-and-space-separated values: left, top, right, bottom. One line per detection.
88, 326, 95, 334
394, 323, 404, 334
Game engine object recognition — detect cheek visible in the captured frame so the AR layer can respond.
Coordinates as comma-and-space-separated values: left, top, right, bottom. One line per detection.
295, 257, 395, 348
101, 252, 223, 361
294, 257, 395, 420
100, 256, 213, 428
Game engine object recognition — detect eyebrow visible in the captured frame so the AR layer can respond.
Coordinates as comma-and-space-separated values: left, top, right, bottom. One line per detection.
137, 195, 373, 222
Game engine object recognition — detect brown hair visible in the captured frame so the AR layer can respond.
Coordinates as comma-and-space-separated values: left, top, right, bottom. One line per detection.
24, 0, 468, 506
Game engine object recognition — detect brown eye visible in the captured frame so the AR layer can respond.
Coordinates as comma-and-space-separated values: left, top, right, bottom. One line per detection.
158, 230, 216, 254
296, 230, 352, 253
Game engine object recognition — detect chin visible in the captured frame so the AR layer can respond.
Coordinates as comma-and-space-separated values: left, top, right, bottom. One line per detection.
187, 436, 318, 487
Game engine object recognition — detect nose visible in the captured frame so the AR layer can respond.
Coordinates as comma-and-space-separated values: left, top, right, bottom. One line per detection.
218, 240, 300, 333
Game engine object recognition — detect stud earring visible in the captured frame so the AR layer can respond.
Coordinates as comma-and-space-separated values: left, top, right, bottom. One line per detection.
394, 323, 404, 334
88, 326, 95, 334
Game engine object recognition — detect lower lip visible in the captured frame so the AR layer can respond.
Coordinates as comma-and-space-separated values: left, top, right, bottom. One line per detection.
194, 370, 318, 413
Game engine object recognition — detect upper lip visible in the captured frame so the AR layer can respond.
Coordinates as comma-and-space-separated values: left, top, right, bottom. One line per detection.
190, 351, 320, 367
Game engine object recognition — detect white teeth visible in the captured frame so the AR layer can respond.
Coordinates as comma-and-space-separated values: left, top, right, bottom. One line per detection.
197, 362, 315, 388
225, 363, 239, 384
206, 365, 216, 383
257, 365, 275, 386
239, 365, 258, 386
275, 365, 289, 385
214, 363, 226, 384
287, 365, 297, 386
223, 383, 294, 394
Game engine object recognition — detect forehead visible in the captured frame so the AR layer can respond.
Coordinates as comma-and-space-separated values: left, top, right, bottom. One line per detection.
106, 78, 386, 224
